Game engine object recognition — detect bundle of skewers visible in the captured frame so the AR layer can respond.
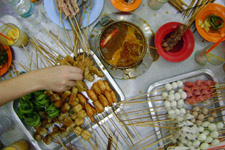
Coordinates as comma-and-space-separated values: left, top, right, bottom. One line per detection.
115, 79, 225, 149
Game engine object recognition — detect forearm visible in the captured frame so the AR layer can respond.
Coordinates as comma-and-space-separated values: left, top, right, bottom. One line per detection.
0, 71, 43, 106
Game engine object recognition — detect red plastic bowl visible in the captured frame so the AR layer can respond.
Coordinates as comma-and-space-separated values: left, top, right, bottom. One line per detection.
155, 22, 195, 62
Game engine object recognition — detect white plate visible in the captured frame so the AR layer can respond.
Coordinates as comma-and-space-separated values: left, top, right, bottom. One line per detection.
44, 0, 104, 30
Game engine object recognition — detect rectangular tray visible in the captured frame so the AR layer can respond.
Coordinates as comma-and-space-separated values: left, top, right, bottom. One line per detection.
147, 69, 225, 148
10, 50, 125, 150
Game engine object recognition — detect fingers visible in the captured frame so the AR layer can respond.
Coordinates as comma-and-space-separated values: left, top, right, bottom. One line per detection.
67, 81, 77, 87
61, 65, 83, 74
67, 73, 83, 81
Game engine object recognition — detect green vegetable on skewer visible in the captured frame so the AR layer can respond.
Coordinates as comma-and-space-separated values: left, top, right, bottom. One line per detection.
45, 104, 60, 119
18, 98, 33, 114
24, 112, 41, 127
34, 94, 50, 109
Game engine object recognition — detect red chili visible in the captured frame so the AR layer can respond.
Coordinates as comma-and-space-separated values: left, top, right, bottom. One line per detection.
100, 29, 118, 48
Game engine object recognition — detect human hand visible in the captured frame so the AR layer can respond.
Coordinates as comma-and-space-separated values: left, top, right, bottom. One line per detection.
33, 65, 83, 92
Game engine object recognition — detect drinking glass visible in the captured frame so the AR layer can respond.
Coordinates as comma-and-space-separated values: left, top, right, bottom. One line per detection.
0, 23, 29, 47
195, 43, 225, 66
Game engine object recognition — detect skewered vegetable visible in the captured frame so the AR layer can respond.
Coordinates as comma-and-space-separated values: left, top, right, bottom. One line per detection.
45, 104, 60, 119
25, 112, 40, 127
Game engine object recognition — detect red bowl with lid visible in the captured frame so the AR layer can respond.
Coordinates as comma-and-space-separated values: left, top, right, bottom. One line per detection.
155, 22, 195, 62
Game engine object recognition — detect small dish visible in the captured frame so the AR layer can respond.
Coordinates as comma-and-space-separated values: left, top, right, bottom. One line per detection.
110, 0, 142, 12
44, 0, 104, 30
195, 3, 225, 42
0, 45, 12, 76
155, 22, 195, 62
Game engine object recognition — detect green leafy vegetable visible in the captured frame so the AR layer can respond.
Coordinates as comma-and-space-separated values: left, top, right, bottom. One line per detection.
18, 98, 33, 114
34, 94, 50, 108
209, 15, 224, 30
46, 104, 59, 119
24, 112, 41, 127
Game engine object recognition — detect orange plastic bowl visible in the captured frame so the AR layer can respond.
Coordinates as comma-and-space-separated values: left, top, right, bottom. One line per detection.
0, 45, 12, 76
196, 3, 225, 42
110, 0, 142, 12
155, 22, 195, 62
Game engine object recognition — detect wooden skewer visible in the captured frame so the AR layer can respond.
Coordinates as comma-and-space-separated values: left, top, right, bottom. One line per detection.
125, 119, 173, 126
61, 16, 73, 51
140, 134, 172, 150
115, 106, 142, 141
71, 128, 88, 150
118, 98, 165, 105
85, 118, 106, 149
95, 115, 123, 150
201, 97, 225, 109
55, 136, 68, 150
13, 61, 30, 72
101, 112, 131, 146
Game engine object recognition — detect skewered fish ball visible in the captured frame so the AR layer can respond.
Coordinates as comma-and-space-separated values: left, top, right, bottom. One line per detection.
168, 94, 175, 101
198, 126, 204, 132
202, 121, 210, 127
212, 112, 217, 118
216, 122, 224, 129
165, 83, 172, 91
198, 133, 206, 141
202, 130, 209, 136
193, 106, 200, 112
75, 118, 84, 126
200, 143, 209, 150
178, 88, 183, 93
192, 111, 198, 117
171, 101, 177, 108
172, 82, 178, 89
202, 108, 208, 115
208, 117, 214, 122
175, 109, 180, 115
81, 130, 92, 141
198, 114, 205, 121
164, 101, 171, 108
193, 140, 200, 147
169, 90, 175, 94
168, 110, 175, 115
174, 93, 181, 100
212, 139, 220, 146
210, 131, 219, 138
196, 120, 203, 126
177, 99, 184, 107
177, 80, 183, 87
73, 126, 83, 135
205, 136, 213, 143
162, 92, 168, 98
208, 123, 217, 131
180, 92, 187, 99
180, 108, 186, 114
191, 118, 196, 123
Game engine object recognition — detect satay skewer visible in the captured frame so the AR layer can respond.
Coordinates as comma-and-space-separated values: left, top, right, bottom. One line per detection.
125, 119, 173, 126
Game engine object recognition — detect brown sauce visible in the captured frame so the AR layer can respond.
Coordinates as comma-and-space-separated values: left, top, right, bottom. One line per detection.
100, 21, 145, 68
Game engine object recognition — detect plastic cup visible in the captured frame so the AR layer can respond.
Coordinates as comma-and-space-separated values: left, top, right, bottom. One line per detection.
0, 23, 28, 47
148, 0, 168, 10
195, 43, 225, 66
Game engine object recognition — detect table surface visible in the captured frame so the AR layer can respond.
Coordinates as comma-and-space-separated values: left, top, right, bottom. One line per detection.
0, 0, 224, 149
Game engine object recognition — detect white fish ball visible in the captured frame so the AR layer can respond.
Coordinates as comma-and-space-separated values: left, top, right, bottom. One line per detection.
177, 80, 183, 87
164, 101, 171, 108
178, 88, 184, 93
198, 126, 204, 132
202, 121, 210, 127
212, 139, 220, 146
202, 130, 209, 136
200, 143, 209, 150
168, 110, 175, 115
180, 108, 186, 114
168, 94, 175, 101
175, 109, 180, 115
198, 133, 207, 141
193, 140, 200, 147
165, 83, 172, 91
171, 101, 177, 108
177, 99, 184, 108
216, 122, 224, 129
210, 131, 219, 138
162, 92, 168, 98
205, 136, 213, 143
169, 90, 175, 94
181, 91, 187, 99
174, 93, 181, 100
172, 82, 178, 89
176, 116, 184, 122
168, 114, 176, 119
208, 123, 217, 131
